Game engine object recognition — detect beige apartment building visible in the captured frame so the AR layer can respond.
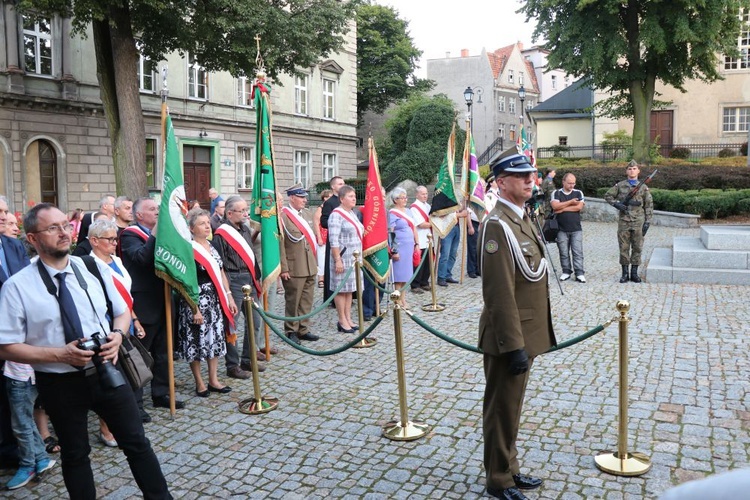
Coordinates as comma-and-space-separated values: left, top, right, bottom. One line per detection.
0, 4, 358, 213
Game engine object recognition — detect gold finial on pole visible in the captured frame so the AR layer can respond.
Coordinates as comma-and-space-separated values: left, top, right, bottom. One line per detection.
383, 290, 430, 441
237, 285, 278, 414
353, 251, 376, 348
594, 300, 651, 475
421, 234, 445, 312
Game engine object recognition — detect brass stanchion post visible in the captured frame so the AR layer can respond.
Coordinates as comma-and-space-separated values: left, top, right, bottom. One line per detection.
594, 300, 651, 475
382, 290, 430, 441
237, 285, 279, 415
353, 251, 376, 349
422, 234, 445, 312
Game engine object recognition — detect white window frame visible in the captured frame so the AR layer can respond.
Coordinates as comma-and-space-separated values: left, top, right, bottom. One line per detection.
498, 124, 505, 139
187, 54, 208, 100
322, 78, 336, 120
519, 72, 524, 86
498, 96, 506, 112
723, 106, 750, 132
22, 15, 53, 76
322, 153, 337, 181
237, 146, 255, 190
136, 41, 156, 93
507, 69, 514, 84
294, 75, 308, 115
294, 150, 311, 187
237, 76, 255, 108
551, 75, 558, 90
509, 97, 516, 115
725, 9, 749, 70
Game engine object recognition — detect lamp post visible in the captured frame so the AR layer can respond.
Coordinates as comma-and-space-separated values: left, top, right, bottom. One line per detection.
518, 85, 526, 129
463, 86, 474, 134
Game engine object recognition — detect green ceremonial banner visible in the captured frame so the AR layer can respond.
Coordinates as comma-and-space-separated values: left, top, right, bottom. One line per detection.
154, 114, 199, 310
250, 81, 282, 293
429, 123, 459, 238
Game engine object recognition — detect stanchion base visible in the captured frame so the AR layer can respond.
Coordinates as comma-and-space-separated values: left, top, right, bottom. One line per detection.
238, 396, 279, 415
595, 451, 651, 476
382, 419, 430, 441
421, 303, 446, 312
352, 337, 377, 349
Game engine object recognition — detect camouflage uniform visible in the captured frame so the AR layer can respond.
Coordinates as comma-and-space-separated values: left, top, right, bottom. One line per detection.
541, 176, 556, 218
604, 180, 653, 266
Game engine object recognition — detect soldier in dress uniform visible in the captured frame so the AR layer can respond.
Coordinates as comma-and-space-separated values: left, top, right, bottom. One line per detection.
604, 160, 654, 283
478, 147, 557, 500
279, 184, 320, 344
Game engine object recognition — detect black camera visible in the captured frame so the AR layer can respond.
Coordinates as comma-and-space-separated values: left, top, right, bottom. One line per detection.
78, 332, 126, 389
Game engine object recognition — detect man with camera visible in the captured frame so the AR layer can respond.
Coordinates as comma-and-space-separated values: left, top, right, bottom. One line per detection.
0, 203, 171, 499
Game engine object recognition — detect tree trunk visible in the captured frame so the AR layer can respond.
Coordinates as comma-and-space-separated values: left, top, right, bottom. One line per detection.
629, 76, 655, 164
93, 6, 147, 199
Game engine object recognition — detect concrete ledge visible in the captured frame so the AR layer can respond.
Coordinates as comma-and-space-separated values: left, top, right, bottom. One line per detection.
647, 246, 750, 284
672, 236, 749, 269
701, 225, 750, 250
583, 198, 700, 228
646, 247, 673, 282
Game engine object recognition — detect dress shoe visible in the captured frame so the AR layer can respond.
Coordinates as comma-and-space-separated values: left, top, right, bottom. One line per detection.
486, 486, 527, 500
411, 287, 424, 294
337, 322, 356, 333
98, 432, 118, 448
468, 273, 477, 278
195, 387, 209, 398
139, 408, 152, 423
208, 384, 232, 394
240, 362, 267, 372
299, 333, 320, 341
363, 315, 373, 321
513, 473, 543, 490
263, 346, 279, 355
227, 366, 251, 379
287, 332, 301, 344
446, 277, 459, 284
437, 279, 448, 287
152, 396, 185, 409
255, 351, 267, 361
421, 285, 431, 291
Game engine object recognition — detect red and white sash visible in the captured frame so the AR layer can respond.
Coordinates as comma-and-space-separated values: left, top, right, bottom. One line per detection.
389, 208, 417, 232
281, 206, 317, 258
110, 269, 134, 311
333, 207, 363, 241
120, 225, 149, 241
410, 202, 429, 224
213, 223, 260, 293
191, 241, 235, 329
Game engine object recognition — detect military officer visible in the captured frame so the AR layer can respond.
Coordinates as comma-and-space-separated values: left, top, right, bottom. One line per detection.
604, 160, 654, 283
478, 147, 557, 500
279, 184, 320, 344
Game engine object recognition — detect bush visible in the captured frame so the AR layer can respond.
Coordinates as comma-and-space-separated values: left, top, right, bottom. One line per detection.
718, 148, 737, 158
650, 189, 750, 219
670, 147, 691, 159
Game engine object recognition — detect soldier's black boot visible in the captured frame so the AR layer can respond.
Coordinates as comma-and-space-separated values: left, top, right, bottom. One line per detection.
619, 265, 629, 283
630, 265, 642, 283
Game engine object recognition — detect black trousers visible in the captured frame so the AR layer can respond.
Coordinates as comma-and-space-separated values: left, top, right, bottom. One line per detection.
411, 247, 432, 288
36, 368, 171, 500
467, 220, 481, 276
135, 317, 169, 404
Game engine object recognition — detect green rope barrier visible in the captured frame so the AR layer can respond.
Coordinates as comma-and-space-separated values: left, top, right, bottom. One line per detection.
254, 302, 384, 356
260, 265, 355, 322
405, 310, 616, 355
363, 250, 427, 292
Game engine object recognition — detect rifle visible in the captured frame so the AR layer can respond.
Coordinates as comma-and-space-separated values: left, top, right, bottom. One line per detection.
615, 169, 658, 212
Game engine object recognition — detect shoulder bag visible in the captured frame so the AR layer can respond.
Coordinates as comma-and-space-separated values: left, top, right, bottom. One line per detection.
542, 214, 559, 242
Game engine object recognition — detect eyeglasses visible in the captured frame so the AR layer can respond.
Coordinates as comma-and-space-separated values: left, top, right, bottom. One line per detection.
94, 237, 118, 244
34, 223, 74, 235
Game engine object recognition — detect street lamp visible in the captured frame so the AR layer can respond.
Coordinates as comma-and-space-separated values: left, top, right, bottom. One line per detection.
464, 86, 474, 134
518, 85, 526, 125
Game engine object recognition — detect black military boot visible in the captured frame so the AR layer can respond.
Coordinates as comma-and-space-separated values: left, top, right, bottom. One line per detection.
619, 265, 629, 283
630, 265, 642, 283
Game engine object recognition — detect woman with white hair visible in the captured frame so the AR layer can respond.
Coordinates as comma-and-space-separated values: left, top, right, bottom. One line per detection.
388, 187, 419, 308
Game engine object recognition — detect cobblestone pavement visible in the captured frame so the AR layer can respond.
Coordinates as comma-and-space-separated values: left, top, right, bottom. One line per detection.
3, 221, 750, 499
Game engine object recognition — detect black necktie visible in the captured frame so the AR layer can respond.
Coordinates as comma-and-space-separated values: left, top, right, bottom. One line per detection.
55, 272, 84, 343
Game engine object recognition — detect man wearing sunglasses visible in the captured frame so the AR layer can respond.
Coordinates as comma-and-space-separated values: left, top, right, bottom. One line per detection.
478, 147, 557, 500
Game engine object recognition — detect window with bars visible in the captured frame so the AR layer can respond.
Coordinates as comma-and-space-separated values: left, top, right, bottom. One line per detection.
323, 79, 336, 120
294, 151, 311, 187
724, 9, 749, 70
188, 54, 208, 100
723, 106, 750, 132
22, 15, 53, 76
294, 75, 308, 115
237, 77, 255, 108
145, 139, 157, 188
136, 41, 156, 92
559, 136, 569, 146
322, 153, 337, 181
237, 146, 255, 190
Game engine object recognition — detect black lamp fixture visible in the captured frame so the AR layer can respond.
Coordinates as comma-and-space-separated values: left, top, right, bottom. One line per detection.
518, 85, 526, 107
463, 86, 474, 110
199, 128, 208, 138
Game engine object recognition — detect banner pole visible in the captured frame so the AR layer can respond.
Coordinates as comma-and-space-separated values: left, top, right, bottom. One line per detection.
353, 251, 376, 349
421, 234, 444, 312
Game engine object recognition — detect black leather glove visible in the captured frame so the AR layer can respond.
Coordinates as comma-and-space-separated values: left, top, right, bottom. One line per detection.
613, 202, 628, 213
642, 222, 650, 236
627, 199, 642, 207
507, 348, 529, 375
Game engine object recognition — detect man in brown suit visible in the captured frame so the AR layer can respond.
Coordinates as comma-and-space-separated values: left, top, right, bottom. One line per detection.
279, 184, 320, 344
478, 147, 557, 500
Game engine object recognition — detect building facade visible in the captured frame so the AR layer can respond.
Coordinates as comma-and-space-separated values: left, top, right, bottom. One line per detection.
0, 3, 358, 213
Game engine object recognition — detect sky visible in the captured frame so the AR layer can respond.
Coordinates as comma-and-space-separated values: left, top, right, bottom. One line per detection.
372, 0, 540, 77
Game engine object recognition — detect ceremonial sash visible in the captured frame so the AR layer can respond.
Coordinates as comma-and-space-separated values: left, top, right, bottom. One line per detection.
389, 208, 417, 232
410, 202, 429, 224
213, 224, 260, 293
281, 206, 317, 258
110, 269, 134, 312
192, 241, 235, 329
121, 225, 149, 241
333, 207, 363, 242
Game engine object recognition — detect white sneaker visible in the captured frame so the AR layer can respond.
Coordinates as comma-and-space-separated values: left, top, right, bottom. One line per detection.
560, 273, 571, 281
576, 275, 587, 283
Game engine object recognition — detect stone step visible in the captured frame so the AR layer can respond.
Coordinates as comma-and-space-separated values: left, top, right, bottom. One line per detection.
701, 225, 750, 251
647, 247, 750, 285
672, 237, 750, 269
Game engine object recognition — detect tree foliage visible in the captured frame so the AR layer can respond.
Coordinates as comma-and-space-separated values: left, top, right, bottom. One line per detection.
381, 94, 465, 186
521, 0, 750, 163
20, 0, 356, 198
356, 2, 433, 125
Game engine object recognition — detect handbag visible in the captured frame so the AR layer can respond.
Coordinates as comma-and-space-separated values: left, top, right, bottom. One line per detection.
119, 334, 154, 391
542, 215, 559, 242
412, 247, 422, 267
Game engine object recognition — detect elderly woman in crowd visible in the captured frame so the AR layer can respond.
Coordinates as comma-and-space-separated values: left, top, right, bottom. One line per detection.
178, 209, 237, 397
328, 185, 364, 333
89, 219, 144, 447
388, 187, 419, 308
